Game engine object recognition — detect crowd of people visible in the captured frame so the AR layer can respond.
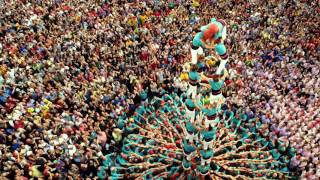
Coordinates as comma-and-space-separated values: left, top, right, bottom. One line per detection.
0, 0, 318, 179
220, 1, 319, 179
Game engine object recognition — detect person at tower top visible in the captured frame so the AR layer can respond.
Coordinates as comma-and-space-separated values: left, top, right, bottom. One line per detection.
191, 18, 228, 75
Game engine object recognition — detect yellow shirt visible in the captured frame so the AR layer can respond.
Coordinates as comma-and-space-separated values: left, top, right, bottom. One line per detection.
128, 16, 137, 27
31, 166, 43, 177
140, 15, 148, 25
27, 108, 35, 113
262, 31, 270, 40
126, 40, 133, 47
180, 72, 189, 81
34, 116, 42, 126
192, 0, 200, 8
75, 15, 81, 23
0, 65, 7, 75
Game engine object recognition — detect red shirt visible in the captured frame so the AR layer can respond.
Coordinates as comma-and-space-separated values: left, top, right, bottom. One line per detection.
140, 52, 149, 61
169, 38, 175, 46
14, 121, 24, 129
62, 5, 71, 11
150, 62, 157, 70
154, 11, 161, 17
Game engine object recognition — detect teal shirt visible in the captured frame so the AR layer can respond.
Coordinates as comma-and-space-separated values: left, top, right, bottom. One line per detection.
117, 120, 125, 129
278, 141, 287, 152
189, 71, 200, 81
192, 32, 204, 47
186, 122, 197, 133
186, 98, 195, 108
183, 158, 192, 169
270, 149, 281, 160
200, 149, 214, 159
201, 128, 217, 141
207, 108, 217, 117
103, 153, 115, 167
209, 79, 224, 91
136, 106, 146, 115
98, 168, 107, 179
231, 117, 241, 127
140, 90, 148, 100
281, 167, 289, 172
183, 140, 196, 154
288, 147, 296, 157
116, 156, 128, 165
240, 114, 247, 120
197, 164, 210, 174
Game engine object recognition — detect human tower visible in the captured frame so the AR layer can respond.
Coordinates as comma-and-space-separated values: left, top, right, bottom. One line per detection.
97, 18, 300, 179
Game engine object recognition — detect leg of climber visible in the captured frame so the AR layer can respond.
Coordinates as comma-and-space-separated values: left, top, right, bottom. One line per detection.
215, 43, 228, 75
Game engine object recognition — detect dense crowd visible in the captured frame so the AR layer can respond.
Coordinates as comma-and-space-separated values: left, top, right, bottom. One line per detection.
0, 0, 319, 179
221, 1, 319, 179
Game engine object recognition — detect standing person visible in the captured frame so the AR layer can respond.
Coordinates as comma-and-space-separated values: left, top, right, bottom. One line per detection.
185, 98, 196, 123
208, 74, 225, 107
187, 65, 200, 99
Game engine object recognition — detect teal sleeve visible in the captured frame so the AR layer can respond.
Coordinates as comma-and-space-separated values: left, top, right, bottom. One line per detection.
215, 43, 226, 55
192, 32, 203, 47
211, 18, 217, 23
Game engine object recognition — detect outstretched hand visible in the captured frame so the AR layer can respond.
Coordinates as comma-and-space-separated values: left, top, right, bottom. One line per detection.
205, 41, 216, 49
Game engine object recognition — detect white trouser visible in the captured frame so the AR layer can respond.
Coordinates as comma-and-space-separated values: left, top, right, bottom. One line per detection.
216, 26, 227, 74
201, 157, 211, 166
185, 132, 195, 142
185, 108, 196, 123
191, 47, 204, 64
216, 59, 228, 75
184, 151, 196, 161
187, 84, 197, 99
202, 139, 213, 150
196, 111, 204, 125
209, 93, 225, 107
222, 26, 227, 41
204, 117, 220, 129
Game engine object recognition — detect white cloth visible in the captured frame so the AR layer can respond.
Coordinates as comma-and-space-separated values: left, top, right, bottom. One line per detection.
191, 48, 198, 64
216, 59, 228, 75
180, 81, 188, 92
201, 157, 211, 166
222, 26, 227, 41
209, 93, 225, 106
185, 108, 196, 123
202, 139, 213, 150
198, 46, 204, 55
185, 151, 196, 161
191, 47, 204, 64
187, 84, 197, 99
185, 132, 195, 142
185, 130, 199, 142
204, 117, 220, 129
196, 111, 204, 125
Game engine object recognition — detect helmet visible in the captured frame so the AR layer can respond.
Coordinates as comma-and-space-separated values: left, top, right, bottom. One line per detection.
203, 23, 219, 40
